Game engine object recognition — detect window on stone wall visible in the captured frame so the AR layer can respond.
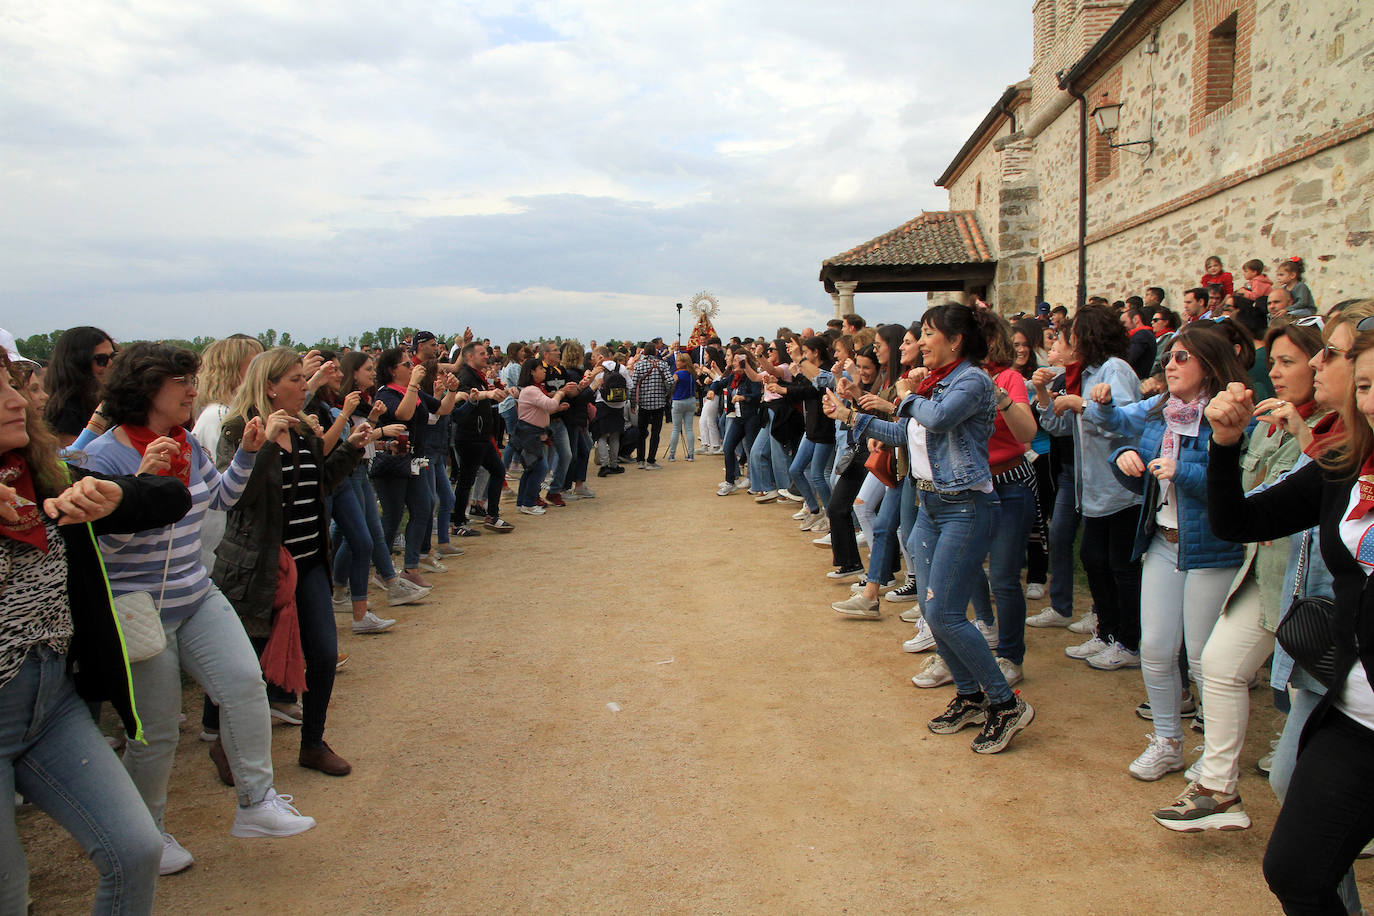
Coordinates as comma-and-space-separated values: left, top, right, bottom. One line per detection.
1204, 13, 1238, 114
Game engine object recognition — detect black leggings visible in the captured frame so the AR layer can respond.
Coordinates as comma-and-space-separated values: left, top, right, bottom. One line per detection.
637, 407, 665, 462
826, 443, 869, 570
1265, 710, 1374, 914
454, 439, 505, 525
1079, 506, 1141, 650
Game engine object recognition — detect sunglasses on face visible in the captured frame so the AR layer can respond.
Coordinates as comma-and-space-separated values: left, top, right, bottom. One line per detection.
1161, 349, 1194, 367
92, 352, 116, 368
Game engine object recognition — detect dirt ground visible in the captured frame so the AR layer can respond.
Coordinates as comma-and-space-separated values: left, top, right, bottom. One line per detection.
20, 451, 1374, 914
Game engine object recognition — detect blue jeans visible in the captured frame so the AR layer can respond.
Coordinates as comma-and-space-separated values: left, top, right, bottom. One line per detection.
1, 648, 160, 915
867, 477, 919, 591
563, 426, 592, 487
332, 466, 395, 602
667, 398, 695, 460
544, 421, 572, 495
422, 451, 455, 550
913, 488, 1011, 704
970, 477, 1036, 664
723, 417, 748, 484
376, 468, 434, 571
789, 438, 835, 514
518, 453, 547, 507
748, 414, 778, 489
1048, 462, 1080, 616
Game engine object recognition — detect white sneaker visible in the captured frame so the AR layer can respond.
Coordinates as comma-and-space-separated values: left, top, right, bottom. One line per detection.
231, 788, 317, 838
911, 654, 953, 688
1069, 610, 1099, 634
716, 481, 739, 496
1024, 582, 1046, 600
574, 483, 596, 498
826, 566, 864, 581
792, 507, 809, 520
832, 593, 881, 618
899, 606, 923, 623
352, 610, 396, 634
974, 620, 998, 648
778, 488, 803, 502
518, 505, 547, 515
754, 490, 779, 503
997, 657, 1024, 688
159, 832, 193, 875
885, 579, 922, 603
812, 532, 832, 546
1026, 607, 1072, 628
331, 585, 349, 609
810, 516, 829, 534
1087, 641, 1142, 670
1065, 635, 1109, 659
856, 530, 867, 546
386, 580, 428, 607
903, 618, 936, 653
738, 476, 749, 490
418, 555, 448, 574
1184, 757, 1203, 783
1128, 734, 1185, 781
800, 511, 822, 531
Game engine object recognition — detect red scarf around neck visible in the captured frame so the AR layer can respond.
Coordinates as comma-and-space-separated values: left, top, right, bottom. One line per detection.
0, 453, 47, 552
915, 360, 960, 398
1348, 453, 1374, 521
124, 425, 191, 486
1062, 361, 1085, 395
1304, 413, 1344, 458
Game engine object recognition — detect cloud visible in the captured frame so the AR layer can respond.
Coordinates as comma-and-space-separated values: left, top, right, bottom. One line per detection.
0, 0, 1031, 344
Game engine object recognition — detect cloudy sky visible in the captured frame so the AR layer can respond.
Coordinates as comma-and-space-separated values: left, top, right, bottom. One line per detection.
2, 1, 1031, 346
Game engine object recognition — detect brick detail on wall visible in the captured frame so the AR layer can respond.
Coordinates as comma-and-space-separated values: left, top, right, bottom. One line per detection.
1087, 68, 1122, 187
1190, 0, 1255, 135
1041, 112, 1374, 263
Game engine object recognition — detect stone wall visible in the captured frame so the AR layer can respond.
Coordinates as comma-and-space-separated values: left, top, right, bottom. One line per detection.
1035, 0, 1374, 309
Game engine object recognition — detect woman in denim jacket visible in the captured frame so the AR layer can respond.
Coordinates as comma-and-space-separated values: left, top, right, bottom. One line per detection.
1085, 326, 1250, 782
1032, 305, 1143, 668
828, 304, 1034, 755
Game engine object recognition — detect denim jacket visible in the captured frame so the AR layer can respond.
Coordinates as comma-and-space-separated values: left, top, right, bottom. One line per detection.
854, 359, 995, 492
1090, 394, 1245, 569
1275, 452, 1335, 693
1036, 357, 1141, 518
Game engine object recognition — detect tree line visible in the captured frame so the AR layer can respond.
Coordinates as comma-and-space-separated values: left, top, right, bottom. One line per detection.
13, 327, 466, 362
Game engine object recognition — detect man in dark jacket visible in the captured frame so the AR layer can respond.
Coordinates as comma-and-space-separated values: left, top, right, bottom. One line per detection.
451, 342, 514, 534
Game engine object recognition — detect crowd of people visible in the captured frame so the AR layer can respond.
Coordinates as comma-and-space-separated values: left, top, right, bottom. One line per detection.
0, 250, 1369, 913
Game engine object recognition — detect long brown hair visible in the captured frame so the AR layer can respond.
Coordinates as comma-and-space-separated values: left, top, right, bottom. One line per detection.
1319, 299, 1374, 476
2, 352, 65, 497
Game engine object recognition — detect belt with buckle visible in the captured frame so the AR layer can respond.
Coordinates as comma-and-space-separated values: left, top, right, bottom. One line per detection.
1158, 526, 1180, 543
913, 478, 959, 496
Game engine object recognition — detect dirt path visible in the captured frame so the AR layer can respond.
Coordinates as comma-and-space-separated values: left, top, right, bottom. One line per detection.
21, 453, 1374, 913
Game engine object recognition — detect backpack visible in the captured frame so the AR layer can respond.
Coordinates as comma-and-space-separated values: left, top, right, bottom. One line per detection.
602, 364, 629, 405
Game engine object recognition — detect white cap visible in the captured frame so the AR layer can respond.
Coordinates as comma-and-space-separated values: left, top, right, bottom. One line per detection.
0, 329, 34, 365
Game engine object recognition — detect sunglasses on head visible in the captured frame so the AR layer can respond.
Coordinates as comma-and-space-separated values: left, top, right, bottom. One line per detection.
1161, 349, 1194, 367
1295, 315, 1325, 329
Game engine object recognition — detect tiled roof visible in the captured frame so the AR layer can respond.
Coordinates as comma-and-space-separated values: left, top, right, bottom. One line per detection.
822, 211, 993, 268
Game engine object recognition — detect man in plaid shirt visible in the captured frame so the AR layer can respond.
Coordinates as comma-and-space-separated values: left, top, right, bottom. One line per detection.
631, 338, 674, 469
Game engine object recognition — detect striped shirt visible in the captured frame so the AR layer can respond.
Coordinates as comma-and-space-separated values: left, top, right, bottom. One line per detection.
78, 430, 253, 623
279, 435, 322, 563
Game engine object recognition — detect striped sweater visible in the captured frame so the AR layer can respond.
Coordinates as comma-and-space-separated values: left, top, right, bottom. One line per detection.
77, 430, 254, 623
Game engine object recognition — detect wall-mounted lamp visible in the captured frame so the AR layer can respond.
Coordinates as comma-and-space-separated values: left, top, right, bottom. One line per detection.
1090, 94, 1154, 154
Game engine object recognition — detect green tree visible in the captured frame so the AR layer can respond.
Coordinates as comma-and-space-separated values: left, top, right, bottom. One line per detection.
258, 329, 278, 348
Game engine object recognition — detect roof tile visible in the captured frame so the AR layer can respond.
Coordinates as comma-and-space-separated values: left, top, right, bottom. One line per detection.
823, 211, 993, 268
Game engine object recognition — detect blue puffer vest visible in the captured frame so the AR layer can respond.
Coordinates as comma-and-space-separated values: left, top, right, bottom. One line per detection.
1088, 394, 1245, 569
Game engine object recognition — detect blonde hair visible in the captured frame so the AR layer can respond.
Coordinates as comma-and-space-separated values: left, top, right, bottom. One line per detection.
561, 340, 585, 368
195, 336, 263, 416
1318, 298, 1374, 476
226, 347, 309, 426
854, 327, 877, 350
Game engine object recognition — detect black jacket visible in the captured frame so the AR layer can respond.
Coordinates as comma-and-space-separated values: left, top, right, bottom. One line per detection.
212, 417, 360, 636
453, 366, 498, 443
59, 467, 192, 741
1208, 440, 1373, 747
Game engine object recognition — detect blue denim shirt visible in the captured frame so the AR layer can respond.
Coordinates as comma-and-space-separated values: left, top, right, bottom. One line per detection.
854, 360, 995, 491
1037, 357, 1141, 518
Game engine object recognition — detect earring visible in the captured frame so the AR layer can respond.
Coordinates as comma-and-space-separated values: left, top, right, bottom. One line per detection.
268, 391, 276, 400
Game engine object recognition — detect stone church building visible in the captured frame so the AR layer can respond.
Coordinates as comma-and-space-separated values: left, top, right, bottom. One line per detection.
820, 0, 1372, 315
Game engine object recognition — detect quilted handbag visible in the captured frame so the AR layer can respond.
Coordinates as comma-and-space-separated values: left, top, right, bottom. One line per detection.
1275, 529, 1338, 689
113, 527, 174, 663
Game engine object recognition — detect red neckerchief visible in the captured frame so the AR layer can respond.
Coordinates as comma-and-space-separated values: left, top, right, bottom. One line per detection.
385, 382, 408, 396
984, 362, 1011, 377
1304, 413, 1344, 458
1347, 453, 1374, 521
1062, 361, 1085, 395
124, 424, 191, 486
728, 372, 743, 393
0, 453, 47, 552
1154, 327, 1173, 339
915, 360, 959, 398
1266, 399, 1320, 438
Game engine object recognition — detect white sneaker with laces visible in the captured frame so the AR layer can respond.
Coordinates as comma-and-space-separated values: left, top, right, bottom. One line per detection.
231, 788, 317, 838
754, 489, 779, 503
518, 505, 547, 515
1129, 734, 1185, 781
974, 620, 998, 648
1024, 582, 1046, 600
792, 507, 809, 520
1065, 635, 1109, 659
810, 516, 829, 534
1069, 610, 1099, 634
812, 532, 831, 546
899, 606, 923, 623
352, 610, 396, 634
1026, 607, 1072, 628
884, 579, 922, 603
160, 832, 194, 875
716, 481, 739, 496
997, 657, 1023, 687
911, 654, 953, 688
903, 618, 936, 653
778, 488, 803, 502
1087, 641, 1142, 670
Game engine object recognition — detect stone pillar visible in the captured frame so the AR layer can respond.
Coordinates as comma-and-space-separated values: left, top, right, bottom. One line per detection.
834, 281, 859, 319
